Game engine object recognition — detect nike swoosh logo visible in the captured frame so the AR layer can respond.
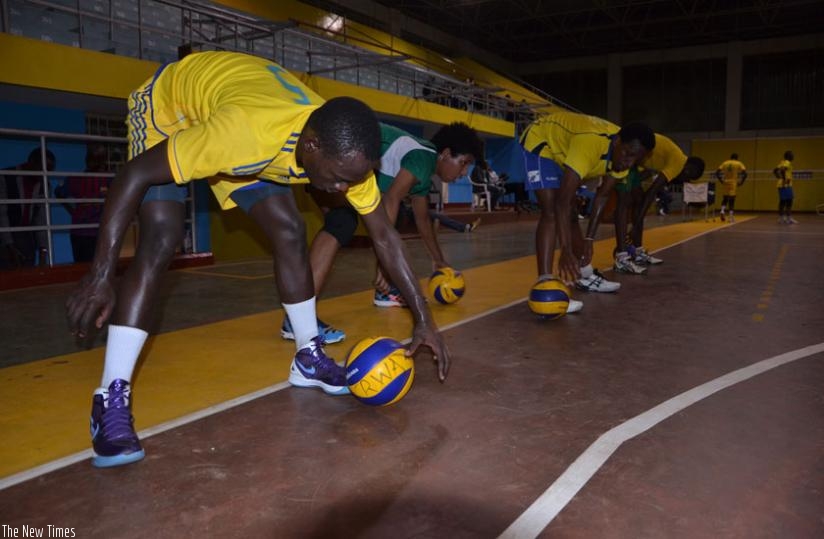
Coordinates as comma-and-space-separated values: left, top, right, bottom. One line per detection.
90, 418, 100, 440
296, 362, 316, 376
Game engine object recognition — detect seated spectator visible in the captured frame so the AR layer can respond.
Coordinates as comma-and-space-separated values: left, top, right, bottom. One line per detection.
497, 172, 530, 210
471, 160, 506, 209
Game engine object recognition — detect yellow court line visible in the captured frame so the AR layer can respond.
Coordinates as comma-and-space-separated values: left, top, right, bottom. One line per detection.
0, 218, 736, 478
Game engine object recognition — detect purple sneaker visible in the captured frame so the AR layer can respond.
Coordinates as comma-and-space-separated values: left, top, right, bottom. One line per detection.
90, 379, 145, 468
288, 336, 350, 395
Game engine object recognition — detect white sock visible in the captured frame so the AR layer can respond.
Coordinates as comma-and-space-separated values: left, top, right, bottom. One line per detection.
283, 297, 318, 349
537, 273, 554, 282
579, 264, 593, 278
101, 325, 148, 388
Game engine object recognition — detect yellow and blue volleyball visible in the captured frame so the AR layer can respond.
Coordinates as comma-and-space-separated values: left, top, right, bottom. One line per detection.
528, 279, 570, 319
345, 337, 415, 406
428, 267, 465, 304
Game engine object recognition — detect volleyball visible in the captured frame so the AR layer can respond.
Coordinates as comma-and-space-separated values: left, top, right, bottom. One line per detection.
345, 337, 415, 406
428, 267, 465, 304
528, 279, 570, 319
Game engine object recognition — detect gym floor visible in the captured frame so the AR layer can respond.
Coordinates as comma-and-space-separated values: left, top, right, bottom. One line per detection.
1, 212, 822, 538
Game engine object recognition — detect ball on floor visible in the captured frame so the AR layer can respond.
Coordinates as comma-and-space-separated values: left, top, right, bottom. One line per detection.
345, 337, 414, 406
428, 267, 465, 304
528, 279, 570, 319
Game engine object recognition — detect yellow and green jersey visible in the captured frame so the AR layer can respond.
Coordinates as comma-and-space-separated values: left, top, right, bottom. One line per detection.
128, 51, 379, 214
519, 111, 629, 181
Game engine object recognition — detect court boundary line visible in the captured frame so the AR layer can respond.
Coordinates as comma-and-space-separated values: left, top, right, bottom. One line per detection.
0, 382, 288, 491
0, 302, 531, 492
0, 220, 729, 490
497, 341, 824, 539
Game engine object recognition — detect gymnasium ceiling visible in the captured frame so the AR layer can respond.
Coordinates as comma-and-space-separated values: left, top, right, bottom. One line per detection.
301, 0, 824, 65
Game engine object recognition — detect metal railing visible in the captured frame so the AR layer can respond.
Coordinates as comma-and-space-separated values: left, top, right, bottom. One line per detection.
1, 0, 558, 126
0, 127, 197, 268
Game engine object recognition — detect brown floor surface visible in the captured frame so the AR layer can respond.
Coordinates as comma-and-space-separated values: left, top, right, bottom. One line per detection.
1, 214, 823, 538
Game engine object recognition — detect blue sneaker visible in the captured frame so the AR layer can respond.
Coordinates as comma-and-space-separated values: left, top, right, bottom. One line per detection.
281, 317, 345, 344
288, 336, 350, 395
373, 287, 408, 308
90, 379, 145, 468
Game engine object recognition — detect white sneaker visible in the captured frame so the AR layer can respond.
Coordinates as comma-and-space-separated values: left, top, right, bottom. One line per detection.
566, 299, 583, 313
614, 252, 647, 274
788, 217, 799, 224
634, 247, 663, 266
576, 270, 620, 293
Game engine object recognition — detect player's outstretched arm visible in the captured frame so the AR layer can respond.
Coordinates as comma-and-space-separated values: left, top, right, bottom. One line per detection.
362, 202, 450, 381
66, 142, 173, 341
637, 175, 667, 222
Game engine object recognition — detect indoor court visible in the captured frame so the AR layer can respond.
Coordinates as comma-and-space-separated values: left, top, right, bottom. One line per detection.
1, 0, 823, 537
2, 214, 822, 537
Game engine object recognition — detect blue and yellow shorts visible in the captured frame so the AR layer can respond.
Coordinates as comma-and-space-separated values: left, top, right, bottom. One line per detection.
520, 146, 563, 191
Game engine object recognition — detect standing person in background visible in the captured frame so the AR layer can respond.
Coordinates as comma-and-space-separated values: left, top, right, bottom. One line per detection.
774, 150, 797, 224
61, 144, 110, 262
0, 148, 55, 268
715, 153, 747, 223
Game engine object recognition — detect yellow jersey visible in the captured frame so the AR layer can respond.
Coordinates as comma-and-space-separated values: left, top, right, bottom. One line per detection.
716, 159, 746, 196
131, 51, 379, 214
775, 159, 793, 188
640, 134, 688, 183
519, 112, 629, 180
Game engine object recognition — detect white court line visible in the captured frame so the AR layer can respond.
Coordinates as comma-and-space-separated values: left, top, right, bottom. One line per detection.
0, 301, 530, 492
0, 382, 290, 491
0, 223, 737, 490
0, 221, 734, 491
498, 341, 824, 539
